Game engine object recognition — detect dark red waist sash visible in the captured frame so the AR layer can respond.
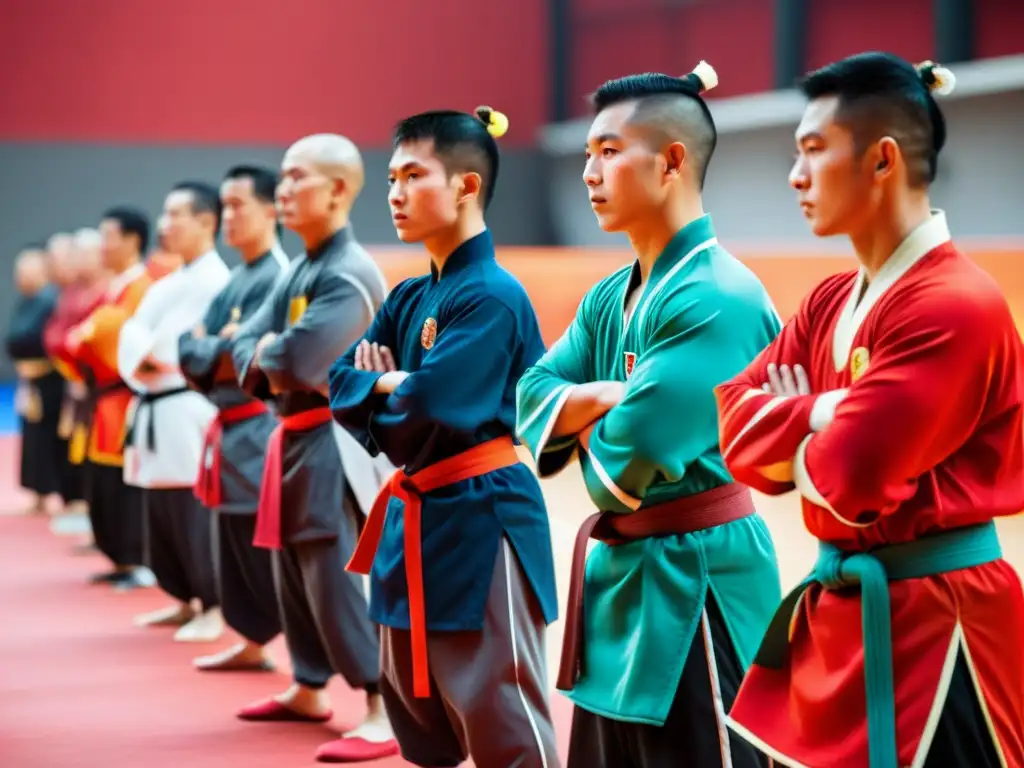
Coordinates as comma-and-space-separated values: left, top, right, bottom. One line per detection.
252, 407, 333, 550
557, 482, 755, 691
193, 400, 272, 508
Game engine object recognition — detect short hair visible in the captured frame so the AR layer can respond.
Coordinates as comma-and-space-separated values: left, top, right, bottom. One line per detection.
392, 106, 508, 210
224, 164, 279, 204
591, 61, 719, 189
798, 52, 954, 187
172, 180, 223, 236
102, 206, 151, 253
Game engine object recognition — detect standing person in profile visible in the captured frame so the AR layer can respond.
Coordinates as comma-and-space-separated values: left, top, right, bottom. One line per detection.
6, 245, 62, 515
718, 53, 1024, 768
58, 208, 153, 586
179, 165, 288, 673
516, 62, 780, 768
231, 134, 398, 765
329, 106, 560, 768
119, 182, 230, 640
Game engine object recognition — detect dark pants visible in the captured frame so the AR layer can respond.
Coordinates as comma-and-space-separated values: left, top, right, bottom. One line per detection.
87, 463, 144, 567
272, 491, 379, 692
568, 593, 767, 768
213, 512, 281, 646
56, 439, 86, 504
920, 653, 1003, 767
381, 539, 559, 768
143, 488, 218, 610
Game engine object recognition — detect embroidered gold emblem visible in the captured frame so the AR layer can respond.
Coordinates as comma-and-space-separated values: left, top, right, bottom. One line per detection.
287, 296, 308, 327
421, 317, 438, 350
230, 306, 242, 322
850, 346, 870, 382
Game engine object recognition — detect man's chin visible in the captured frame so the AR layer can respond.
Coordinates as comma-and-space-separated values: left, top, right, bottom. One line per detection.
393, 227, 421, 243
593, 211, 623, 233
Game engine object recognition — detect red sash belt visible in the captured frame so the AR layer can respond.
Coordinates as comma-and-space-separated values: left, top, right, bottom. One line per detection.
556, 482, 755, 692
253, 407, 333, 550
346, 436, 521, 698
194, 400, 271, 508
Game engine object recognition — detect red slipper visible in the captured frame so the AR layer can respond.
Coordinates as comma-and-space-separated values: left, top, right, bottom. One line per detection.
236, 697, 333, 723
315, 737, 400, 762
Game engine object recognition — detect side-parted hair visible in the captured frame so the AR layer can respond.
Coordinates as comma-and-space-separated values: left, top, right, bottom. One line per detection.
590, 61, 720, 188
102, 206, 151, 253
392, 106, 509, 209
798, 52, 956, 187
172, 180, 223, 236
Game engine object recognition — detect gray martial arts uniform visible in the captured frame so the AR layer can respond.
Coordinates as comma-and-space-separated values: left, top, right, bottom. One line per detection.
178, 248, 288, 646
231, 226, 387, 692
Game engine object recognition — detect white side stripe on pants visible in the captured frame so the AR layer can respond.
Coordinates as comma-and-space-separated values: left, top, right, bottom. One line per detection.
503, 538, 550, 768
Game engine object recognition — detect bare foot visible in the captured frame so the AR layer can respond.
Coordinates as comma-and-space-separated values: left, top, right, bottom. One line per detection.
174, 607, 225, 642
194, 641, 275, 671
274, 683, 332, 719
134, 603, 195, 628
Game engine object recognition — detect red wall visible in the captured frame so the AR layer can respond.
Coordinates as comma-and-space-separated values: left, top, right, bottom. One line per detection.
976, 0, 1024, 59
568, 0, 774, 114
567, 0, 1023, 118
0, 0, 547, 147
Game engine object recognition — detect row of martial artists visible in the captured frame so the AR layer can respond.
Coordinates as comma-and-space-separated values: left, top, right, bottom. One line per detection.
5, 229, 179, 529
40, 107, 564, 766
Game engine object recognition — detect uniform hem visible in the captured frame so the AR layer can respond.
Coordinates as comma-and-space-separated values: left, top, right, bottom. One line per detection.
563, 694, 669, 727
726, 717, 810, 767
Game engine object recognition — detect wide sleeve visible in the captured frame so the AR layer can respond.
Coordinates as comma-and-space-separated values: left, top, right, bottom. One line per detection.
581, 293, 776, 514
793, 292, 1004, 526
328, 294, 398, 452
232, 276, 286, 395
367, 295, 519, 467
515, 295, 594, 477
116, 277, 176, 380
259, 270, 373, 393
178, 288, 230, 393
714, 290, 823, 496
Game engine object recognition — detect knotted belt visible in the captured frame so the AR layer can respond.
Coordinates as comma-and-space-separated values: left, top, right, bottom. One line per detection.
194, 400, 271, 508
252, 407, 334, 550
557, 482, 755, 691
753, 521, 1002, 768
123, 386, 190, 451
347, 436, 522, 698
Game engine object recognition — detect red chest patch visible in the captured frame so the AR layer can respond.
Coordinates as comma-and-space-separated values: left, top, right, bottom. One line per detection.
623, 352, 637, 378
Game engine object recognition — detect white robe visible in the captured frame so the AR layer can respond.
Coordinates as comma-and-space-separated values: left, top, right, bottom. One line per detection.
117, 250, 231, 489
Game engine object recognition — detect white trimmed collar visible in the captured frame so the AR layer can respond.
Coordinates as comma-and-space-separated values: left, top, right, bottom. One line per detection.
832, 209, 952, 371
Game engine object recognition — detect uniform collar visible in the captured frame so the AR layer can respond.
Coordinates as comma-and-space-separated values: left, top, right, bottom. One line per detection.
106, 261, 146, 300
432, 229, 495, 281
647, 214, 718, 283
869, 209, 951, 281
308, 226, 352, 260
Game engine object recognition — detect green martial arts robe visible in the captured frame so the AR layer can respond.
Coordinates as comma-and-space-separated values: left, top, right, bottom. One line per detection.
516, 215, 783, 725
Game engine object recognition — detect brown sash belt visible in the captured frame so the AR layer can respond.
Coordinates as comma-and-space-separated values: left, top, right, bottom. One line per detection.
556, 482, 756, 691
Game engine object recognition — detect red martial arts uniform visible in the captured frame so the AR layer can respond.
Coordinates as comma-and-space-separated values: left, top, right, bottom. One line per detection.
716, 213, 1024, 768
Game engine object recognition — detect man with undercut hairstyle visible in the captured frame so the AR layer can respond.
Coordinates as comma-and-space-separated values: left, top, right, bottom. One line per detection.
516, 62, 780, 768
719, 52, 1023, 768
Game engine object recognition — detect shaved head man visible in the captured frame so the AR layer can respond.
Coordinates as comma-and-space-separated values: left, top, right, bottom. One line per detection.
231, 133, 397, 762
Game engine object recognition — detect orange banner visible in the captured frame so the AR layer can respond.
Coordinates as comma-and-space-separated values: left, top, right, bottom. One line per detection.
370, 246, 1024, 345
